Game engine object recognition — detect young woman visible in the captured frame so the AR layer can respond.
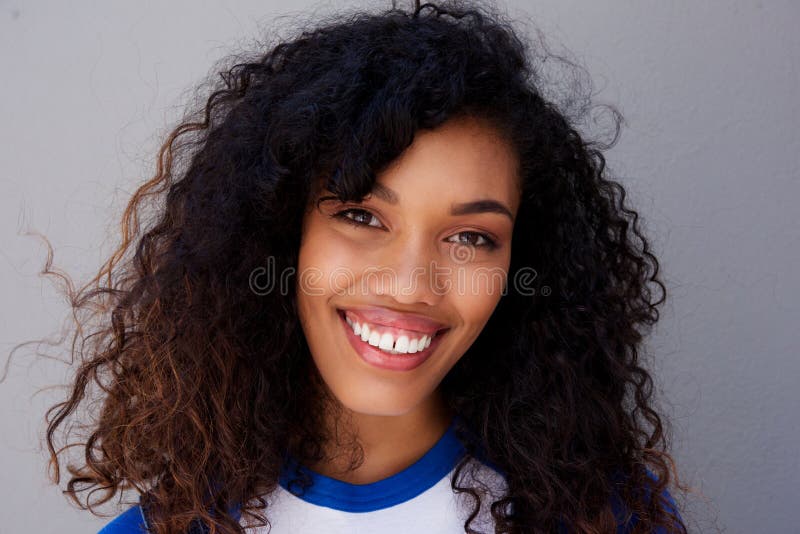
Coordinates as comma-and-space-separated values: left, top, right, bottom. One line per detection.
43, 1, 689, 532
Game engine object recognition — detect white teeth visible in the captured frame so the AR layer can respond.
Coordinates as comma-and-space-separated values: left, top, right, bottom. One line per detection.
344, 312, 441, 355
368, 330, 381, 347
394, 336, 409, 353
378, 333, 394, 350
360, 323, 370, 342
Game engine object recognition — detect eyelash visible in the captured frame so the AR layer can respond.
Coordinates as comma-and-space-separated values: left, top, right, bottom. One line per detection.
331, 208, 499, 251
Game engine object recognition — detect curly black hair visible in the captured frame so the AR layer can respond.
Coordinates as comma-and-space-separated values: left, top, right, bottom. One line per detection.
36, 1, 690, 532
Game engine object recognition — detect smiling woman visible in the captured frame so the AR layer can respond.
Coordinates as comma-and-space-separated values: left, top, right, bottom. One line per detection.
38, 1, 689, 533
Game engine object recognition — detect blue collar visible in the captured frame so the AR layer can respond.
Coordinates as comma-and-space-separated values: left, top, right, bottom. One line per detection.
278, 414, 467, 512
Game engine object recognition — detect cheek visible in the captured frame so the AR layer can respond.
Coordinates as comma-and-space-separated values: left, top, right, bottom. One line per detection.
297, 222, 361, 297
447, 260, 510, 339
452, 289, 503, 340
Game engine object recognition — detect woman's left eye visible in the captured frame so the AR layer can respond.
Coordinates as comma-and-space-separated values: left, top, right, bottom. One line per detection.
447, 231, 498, 250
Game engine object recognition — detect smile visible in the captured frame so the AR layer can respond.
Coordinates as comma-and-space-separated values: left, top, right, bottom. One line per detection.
336, 309, 449, 371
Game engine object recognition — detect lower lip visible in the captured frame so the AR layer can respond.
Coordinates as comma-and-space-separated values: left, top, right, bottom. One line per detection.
337, 310, 448, 371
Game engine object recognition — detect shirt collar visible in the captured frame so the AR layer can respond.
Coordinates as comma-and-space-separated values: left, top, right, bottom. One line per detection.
278, 414, 466, 512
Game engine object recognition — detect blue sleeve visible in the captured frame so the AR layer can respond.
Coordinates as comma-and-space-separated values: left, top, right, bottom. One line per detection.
98, 504, 149, 534
97, 499, 239, 534
612, 469, 684, 534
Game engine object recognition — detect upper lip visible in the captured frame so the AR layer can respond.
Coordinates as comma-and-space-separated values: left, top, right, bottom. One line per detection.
338, 305, 450, 335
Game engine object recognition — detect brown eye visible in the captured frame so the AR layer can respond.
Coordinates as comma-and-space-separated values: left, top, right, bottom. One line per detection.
332, 208, 383, 229
447, 231, 498, 250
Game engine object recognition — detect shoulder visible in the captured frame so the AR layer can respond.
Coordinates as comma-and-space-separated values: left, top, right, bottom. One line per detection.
610, 469, 684, 534
98, 504, 149, 534
96, 499, 239, 534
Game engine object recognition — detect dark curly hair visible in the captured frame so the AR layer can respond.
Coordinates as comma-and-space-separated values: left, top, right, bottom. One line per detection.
32, 1, 692, 532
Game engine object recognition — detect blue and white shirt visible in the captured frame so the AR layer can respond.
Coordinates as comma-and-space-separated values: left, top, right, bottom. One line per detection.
98, 415, 680, 533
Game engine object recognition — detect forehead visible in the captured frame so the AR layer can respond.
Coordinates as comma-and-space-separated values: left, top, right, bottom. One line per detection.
376, 115, 520, 216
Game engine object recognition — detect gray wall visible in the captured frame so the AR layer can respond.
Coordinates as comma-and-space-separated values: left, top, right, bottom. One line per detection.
1, 1, 797, 532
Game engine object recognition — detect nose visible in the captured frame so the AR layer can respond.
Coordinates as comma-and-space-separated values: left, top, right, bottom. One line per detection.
368, 234, 445, 307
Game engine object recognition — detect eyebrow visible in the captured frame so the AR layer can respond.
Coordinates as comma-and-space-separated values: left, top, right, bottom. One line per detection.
369, 183, 514, 221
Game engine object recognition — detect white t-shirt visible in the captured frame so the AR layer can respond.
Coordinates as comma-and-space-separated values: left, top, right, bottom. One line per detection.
98, 415, 680, 534
242, 415, 509, 534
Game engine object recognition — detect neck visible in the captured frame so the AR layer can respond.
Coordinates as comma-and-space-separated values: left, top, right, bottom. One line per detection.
308, 390, 456, 485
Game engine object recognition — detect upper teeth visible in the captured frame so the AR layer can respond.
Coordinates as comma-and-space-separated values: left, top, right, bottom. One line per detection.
344, 315, 436, 354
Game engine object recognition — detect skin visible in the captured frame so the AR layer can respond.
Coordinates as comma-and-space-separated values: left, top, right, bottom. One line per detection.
295, 115, 520, 484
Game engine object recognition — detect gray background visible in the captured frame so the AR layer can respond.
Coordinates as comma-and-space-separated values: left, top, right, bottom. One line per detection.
1, 1, 797, 532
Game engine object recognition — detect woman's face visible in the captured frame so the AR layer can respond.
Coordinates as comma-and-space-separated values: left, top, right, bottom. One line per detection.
296, 115, 520, 417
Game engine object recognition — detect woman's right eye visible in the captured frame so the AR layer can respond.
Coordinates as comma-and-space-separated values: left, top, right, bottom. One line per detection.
331, 208, 384, 229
